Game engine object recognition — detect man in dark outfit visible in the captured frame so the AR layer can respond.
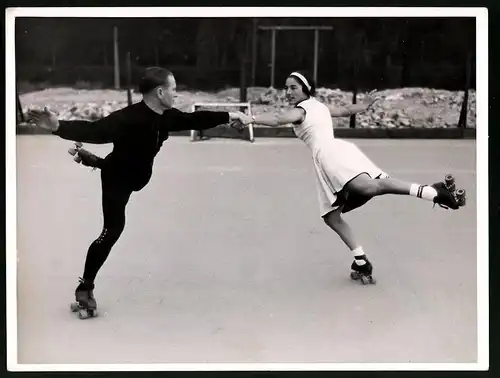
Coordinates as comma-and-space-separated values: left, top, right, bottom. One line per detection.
27, 67, 247, 316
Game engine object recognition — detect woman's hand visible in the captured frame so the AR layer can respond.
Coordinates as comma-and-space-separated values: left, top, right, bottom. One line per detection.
361, 90, 380, 110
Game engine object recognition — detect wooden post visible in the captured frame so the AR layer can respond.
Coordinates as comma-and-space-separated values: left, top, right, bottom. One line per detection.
350, 57, 358, 129
126, 51, 132, 106
16, 92, 25, 123
258, 25, 333, 88
458, 53, 472, 131
350, 88, 357, 129
313, 28, 319, 84
240, 49, 247, 104
251, 18, 258, 86
113, 26, 120, 89
270, 28, 276, 88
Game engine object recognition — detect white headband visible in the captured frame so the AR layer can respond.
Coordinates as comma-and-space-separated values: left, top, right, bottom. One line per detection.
289, 72, 311, 92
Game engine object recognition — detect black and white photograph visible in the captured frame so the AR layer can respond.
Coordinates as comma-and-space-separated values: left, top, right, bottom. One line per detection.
6, 7, 488, 371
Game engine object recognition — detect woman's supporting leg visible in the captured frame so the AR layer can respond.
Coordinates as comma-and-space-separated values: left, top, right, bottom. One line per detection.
322, 206, 369, 267
322, 206, 359, 251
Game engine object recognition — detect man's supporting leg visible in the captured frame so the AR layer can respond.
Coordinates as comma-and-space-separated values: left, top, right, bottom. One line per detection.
81, 184, 132, 283
73, 180, 132, 311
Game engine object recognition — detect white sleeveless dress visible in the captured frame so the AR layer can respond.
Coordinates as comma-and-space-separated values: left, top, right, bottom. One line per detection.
293, 97, 388, 216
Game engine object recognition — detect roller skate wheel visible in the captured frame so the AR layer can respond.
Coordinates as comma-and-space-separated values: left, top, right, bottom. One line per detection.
78, 308, 97, 319
68, 147, 78, 155
350, 271, 376, 285
70, 302, 80, 312
75, 142, 83, 148
444, 174, 455, 190
455, 188, 466, 206
361, 275, 376, 285
350, 271, 361, 281
78, 309, 89, 319
74, 155, 82, 163
444, 174, 454, 183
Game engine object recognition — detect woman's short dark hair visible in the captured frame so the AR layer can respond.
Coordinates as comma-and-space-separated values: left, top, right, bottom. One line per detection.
138, 67, 173, 94
288, 70, 316, 96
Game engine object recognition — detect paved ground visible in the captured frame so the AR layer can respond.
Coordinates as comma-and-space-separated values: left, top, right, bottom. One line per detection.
13, 136, 479, 367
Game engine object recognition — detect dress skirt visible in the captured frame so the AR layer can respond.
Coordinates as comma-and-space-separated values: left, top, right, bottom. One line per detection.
313, 139, 388, 216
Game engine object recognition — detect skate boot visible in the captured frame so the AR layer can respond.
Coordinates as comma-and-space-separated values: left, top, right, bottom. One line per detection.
350, 256, 376, 285
431, 174, 466, 210
68, 142, 104, 170
70, 277, 98, 319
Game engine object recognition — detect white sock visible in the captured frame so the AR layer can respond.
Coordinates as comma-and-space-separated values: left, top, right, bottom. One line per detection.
352, 246, 366, 266
410, 184, 437, 201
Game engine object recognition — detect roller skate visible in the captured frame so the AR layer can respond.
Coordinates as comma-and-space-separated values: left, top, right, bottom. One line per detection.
431, 174, 466, 210
350, 256, 376, 285
70, 277, 98, 319
68, 142, 103, 170
444, 174, 466, 207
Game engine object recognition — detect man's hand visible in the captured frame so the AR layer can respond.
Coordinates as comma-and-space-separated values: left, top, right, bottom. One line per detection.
228, 119, 245, 131
27, 107, 59, 131
230, 112, 253, 126
228, 111, 252, 131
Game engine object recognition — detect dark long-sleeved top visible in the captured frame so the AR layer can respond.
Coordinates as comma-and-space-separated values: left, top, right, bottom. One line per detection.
53, 101, 230, 190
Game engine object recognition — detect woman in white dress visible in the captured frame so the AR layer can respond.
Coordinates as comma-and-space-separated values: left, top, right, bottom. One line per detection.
238, 71, 465, 284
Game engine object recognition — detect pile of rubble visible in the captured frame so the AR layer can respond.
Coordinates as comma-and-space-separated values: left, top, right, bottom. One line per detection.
19, 87, 476, 129
254, 87, 476, 128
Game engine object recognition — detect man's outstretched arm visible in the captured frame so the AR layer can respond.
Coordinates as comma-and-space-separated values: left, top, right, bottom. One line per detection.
161, 108, 244, 131
28, 107, 126, 144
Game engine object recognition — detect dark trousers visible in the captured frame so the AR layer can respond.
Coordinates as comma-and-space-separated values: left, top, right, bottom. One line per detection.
81, 171, 133, 283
